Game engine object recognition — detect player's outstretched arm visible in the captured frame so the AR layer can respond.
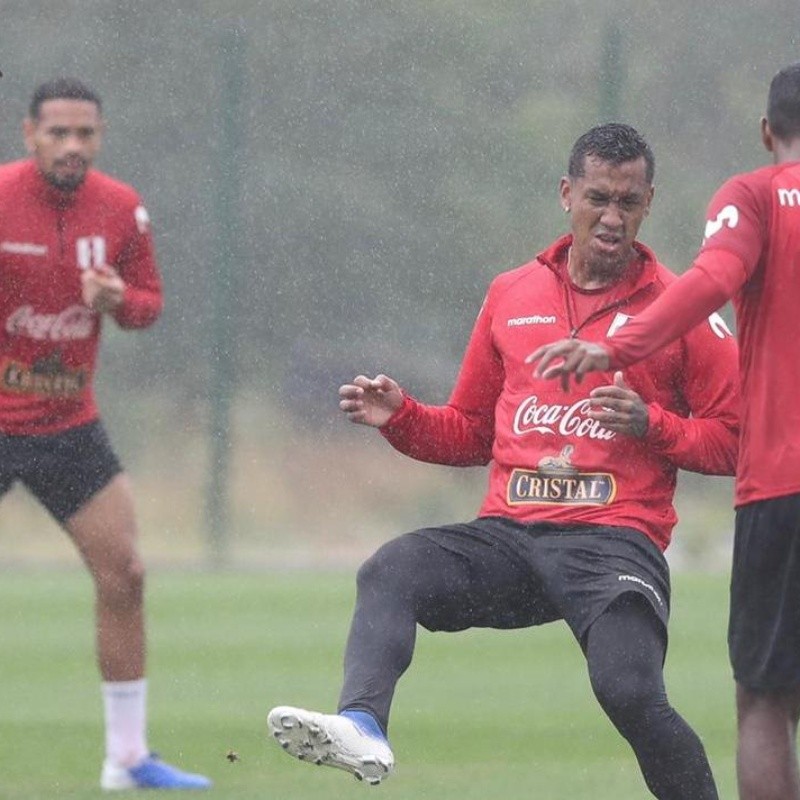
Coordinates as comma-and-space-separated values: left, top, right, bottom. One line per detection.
338, 374, 403, 428
525, 339, 612, 391
529, 258, 741, 387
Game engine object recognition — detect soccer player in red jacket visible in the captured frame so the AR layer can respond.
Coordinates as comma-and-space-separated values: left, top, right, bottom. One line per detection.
531, 63, 800, 800
267, 124, 739, 799
0, 78, 210, 790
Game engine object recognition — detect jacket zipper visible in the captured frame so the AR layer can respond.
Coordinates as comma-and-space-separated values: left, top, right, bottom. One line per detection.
56, 211, 66, 260
563, 282, 652, 339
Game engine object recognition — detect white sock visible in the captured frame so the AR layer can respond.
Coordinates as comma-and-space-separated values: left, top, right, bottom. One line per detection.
102, 679, 149, 768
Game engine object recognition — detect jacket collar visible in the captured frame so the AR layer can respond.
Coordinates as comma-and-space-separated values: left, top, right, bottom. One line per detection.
536, 233, 660, 294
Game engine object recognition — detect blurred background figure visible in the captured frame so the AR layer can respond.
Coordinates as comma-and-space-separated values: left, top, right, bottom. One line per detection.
0, 77, 210, 790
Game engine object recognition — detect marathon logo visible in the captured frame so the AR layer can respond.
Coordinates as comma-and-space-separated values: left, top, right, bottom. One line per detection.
507, 467, 617, 506
507, 314, 557, 327
777, 188, 800, 207
2, 356, 87, 397
0, 241, 48, 257
618, 574, 663, 606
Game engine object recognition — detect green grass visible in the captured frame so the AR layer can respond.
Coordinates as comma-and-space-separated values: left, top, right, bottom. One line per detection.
0, 570, 736, 799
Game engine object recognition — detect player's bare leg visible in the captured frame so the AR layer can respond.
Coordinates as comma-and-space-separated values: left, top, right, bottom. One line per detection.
65, 472, 145, 681
65, 472, 210, 790
737, 683, 800, 800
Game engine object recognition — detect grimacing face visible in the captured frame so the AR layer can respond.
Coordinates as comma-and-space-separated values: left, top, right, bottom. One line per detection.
24, 98, 104, 191
560, 155, 654, 281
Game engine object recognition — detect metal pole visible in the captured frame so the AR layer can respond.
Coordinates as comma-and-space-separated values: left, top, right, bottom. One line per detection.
206, 25, 245, 569
599, 21, 625, 122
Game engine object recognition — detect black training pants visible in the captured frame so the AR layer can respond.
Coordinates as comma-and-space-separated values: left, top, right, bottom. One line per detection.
338, 529, 718, 800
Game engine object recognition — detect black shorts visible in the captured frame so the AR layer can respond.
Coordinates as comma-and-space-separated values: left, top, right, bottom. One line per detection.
729, 492, 800, 690
412, 516, 670, 645
0, 420, 123, 524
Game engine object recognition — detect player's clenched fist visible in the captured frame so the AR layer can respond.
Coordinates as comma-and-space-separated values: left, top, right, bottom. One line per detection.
81, 264, 125, 313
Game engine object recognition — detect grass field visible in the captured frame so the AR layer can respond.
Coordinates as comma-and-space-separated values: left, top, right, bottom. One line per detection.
0, 569, 736, 799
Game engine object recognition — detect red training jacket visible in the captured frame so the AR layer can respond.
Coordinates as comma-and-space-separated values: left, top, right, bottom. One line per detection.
0, 159, 163, 434
608, 162, 800, 507
381, 234, 740, 551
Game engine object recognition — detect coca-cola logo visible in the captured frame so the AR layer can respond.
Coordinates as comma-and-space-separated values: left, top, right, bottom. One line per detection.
512, 394, 616, 441
5, 304, 96, 341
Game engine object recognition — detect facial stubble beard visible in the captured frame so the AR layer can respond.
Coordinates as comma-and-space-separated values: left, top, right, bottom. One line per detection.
41, 153, 90, 193
585, 243, 637, 287
43, 169, 86, 193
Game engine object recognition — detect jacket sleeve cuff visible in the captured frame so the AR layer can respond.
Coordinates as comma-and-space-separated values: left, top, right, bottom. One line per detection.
643, 403, 670, 449
379, 392, 416, 434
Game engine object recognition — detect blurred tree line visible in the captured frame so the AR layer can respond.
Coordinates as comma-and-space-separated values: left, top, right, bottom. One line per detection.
2, 0, 796, 414
0, 1, 796, 564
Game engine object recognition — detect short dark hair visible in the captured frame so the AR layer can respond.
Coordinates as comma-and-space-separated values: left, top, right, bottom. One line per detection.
767, 62, 800, 140
568, 123, 655, 184
29, 77, 102, 120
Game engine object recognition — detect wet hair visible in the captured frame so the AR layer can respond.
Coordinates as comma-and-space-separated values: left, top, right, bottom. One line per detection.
767, 62, 800, 140
568, 123, 655, 184
29, 77, 102, 120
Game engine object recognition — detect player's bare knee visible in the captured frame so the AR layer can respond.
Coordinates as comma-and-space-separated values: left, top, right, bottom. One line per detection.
95, 555, 146, 610
737, 683, 800, 727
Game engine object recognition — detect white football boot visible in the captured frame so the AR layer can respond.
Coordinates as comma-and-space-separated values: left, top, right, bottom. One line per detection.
268, 706, 394, 785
